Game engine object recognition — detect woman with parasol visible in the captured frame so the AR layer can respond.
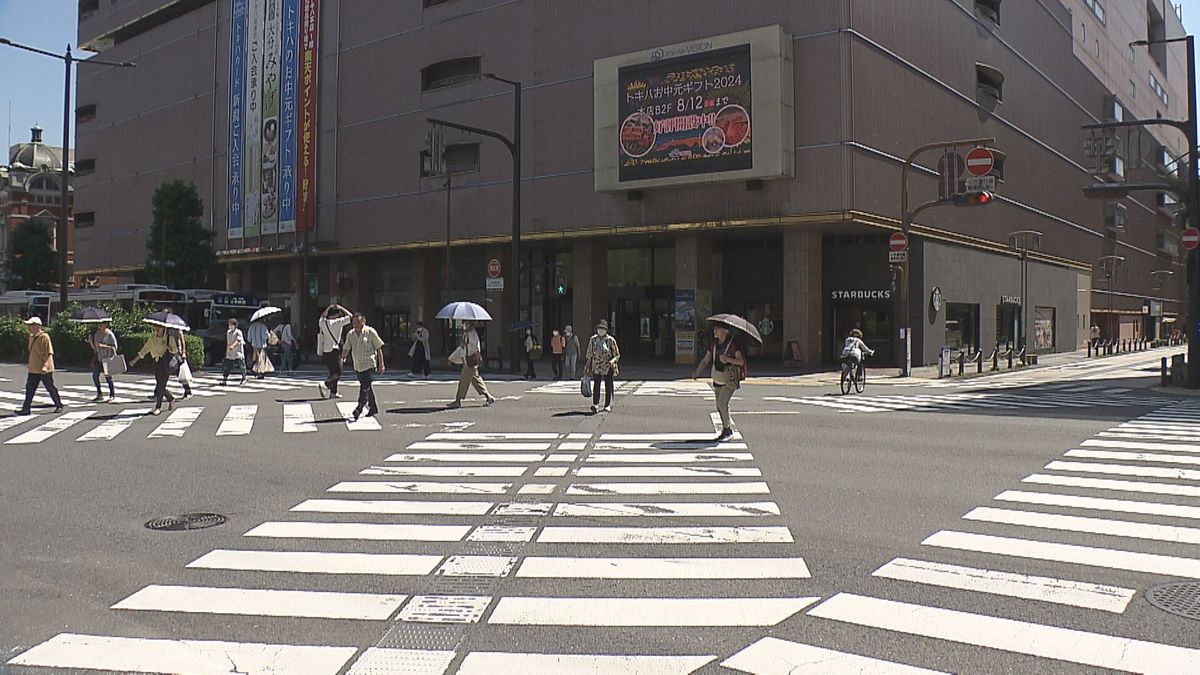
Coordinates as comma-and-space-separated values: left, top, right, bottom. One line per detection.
129, 311, 188, 415
693, 314, 760, 441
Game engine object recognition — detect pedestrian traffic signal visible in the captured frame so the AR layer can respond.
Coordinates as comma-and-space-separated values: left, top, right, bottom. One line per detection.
952, 191, 995, 207
554, 275, 567, 296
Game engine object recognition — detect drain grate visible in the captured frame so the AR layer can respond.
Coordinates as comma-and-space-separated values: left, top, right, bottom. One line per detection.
1146, 582, 1200, 620
144, 513, 227, 531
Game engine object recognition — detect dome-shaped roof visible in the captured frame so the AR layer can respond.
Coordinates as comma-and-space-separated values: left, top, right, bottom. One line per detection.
8, 126, 65, 172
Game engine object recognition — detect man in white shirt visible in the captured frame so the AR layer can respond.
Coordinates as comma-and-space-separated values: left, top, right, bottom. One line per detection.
317, 303, 351, 399
221, 318, 247, 385
276, 321, 296, 371
448, 320, 495, 408
343, 313, 385, 421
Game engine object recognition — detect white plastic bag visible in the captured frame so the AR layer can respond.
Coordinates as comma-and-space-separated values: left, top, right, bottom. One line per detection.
448, 346, 465, 366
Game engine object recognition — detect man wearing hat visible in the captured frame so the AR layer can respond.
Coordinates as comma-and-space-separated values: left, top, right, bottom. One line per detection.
583, 319, 621, 413
18, 317, 63, 415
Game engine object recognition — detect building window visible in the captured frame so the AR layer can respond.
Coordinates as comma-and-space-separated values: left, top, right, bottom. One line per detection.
76, 103, 96, 123
76, 158, 95, 176
945, 303, 980, 353
1129, 79, 1136, 99
975, 0, 1000, 25
1082, 0, 1105, 24
421, 57, 480, 91
1149, 72, 1169, 106
79, 0, 99, 19
975, 63, 1004, 103
76, 211, 95, 228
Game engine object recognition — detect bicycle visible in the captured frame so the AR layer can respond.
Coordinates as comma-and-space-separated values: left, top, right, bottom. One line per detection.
839, 355, 866, 395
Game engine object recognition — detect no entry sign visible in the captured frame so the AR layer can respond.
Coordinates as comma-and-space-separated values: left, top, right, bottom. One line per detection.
1184, 227, 1200, 251
965, 147, 995, 177
889, 232, 909, 252
487, 258, 502, 278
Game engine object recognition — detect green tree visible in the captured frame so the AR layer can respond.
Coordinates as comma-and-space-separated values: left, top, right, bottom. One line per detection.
5, 216, 56, 289
144, 180, 218, 288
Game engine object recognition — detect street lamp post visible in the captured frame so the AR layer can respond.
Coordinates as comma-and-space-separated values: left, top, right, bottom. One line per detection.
1008, 230, 1042, 352
1099, 255, 1126, 344
0, 38, 135, 313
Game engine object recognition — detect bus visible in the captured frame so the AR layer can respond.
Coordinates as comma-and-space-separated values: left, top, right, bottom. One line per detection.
0, 291, 57, 322
70, 284, 188, 311
178, 290, 267, 365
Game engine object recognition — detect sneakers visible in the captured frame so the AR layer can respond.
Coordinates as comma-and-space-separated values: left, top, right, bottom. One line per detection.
15, 409, 30, 416
603, 404, 612, 413
590, 404, 598, 414
91, 395, 105, 403
105, 396, 116, 404
317, 383, 327, 399
333, 393, 343, 399
715, 427, 734, 442
351, 409, 362, 422
54, 405, 64, 414
447, 401, 462, 409
149, 408, 161, 416
239, 377, 247, 385
484, 396, 496, 406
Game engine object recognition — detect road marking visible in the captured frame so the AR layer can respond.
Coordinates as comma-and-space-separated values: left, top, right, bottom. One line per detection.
489, 597, 817, 626
5, 633, 356, 674
538, 526, 793, 544
807, 593, 1200, 672
997, 489, 1200, 520
587, 452, 754, 463
567, 481, 769, 495
437, 556, 517, 577
0, 413, 36, 433
187, 550, 443, 576
1067, 448, 1200, 466
328, 481, 511, 494
468, 525, 536, 542
6, 410, 94, 444
361, 465, 528, 477
1023, 473, 1200, 498
283, 403, 318, 433
576, 466, 762, 477
872, 557, 1134, 613
245, 521, 470, 541
456, 653, 714, 675
397, 594, 492, 623
593, 441, 749, 450
112, 584, 406, 620
599, 432, 743, 441
722, 637, 945, 674
385, 452, 545, 463
426, 432, 560, 440
923, 530, 1200, 577
516, 556, 810, 579
216, 404, 257, 436
558, 441, 588, 450
553, 502, 780, 517
1082, 438, 1200, 453
965, 506, 1200, 545
147, 406, 203, 438
1045, 460, 1200, 481
75, 408, 151, 441
336, 402, 383, 430
346, 648, 456, 675
407, 441, 553, 451
292, 498, 495, 515
535, 467, 569, 477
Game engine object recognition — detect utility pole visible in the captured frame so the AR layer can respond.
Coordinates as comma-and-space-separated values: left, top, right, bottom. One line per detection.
1008, 230, 1042, 351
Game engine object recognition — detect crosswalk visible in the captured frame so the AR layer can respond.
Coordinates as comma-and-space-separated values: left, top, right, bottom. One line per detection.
7, 413, 816, 673
765, 388, 1179, 414
896, 349, 1180, 390
717, 400, 1200, 672
529, 379, 727, 399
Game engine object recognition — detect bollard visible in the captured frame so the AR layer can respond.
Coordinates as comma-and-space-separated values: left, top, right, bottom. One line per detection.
977, 350, 983, 374
991, 347, 999, 371
1163, 356, 1170, 386
1087, 341, 1092, 358
1007, 349, 1014, 369
958, 352, 965, 376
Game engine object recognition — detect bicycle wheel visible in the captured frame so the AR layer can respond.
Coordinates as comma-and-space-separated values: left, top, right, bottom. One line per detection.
854, 365, 866, 393
840, 363, 852, 395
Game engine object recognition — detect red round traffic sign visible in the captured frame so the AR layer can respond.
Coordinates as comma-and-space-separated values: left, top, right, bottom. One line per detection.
889, 232, 908, 252
487, 258, 502, 278
965, 147, 995, 177
1184, 228, 1200, 251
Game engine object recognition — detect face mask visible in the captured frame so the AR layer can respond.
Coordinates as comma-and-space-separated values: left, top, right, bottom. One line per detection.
597, 329, 607, 336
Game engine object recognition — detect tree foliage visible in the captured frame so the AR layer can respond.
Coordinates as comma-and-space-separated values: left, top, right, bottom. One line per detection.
144, 180, 218, 288
5, 216, 56, 290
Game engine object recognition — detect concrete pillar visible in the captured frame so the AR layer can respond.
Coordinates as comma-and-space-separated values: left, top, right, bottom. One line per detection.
572, 239, 607, 336
783, 230, 822, 368
410, 250, 445, 356
343, 254, 376, 319
675, 236, 713, 365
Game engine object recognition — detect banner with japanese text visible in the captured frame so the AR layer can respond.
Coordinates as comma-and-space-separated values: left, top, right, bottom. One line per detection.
227, 0, 247, 240
244, 0, 264, 238
297, 0, 319, 232
259, 0, 282, 235
277, 0, 299, 233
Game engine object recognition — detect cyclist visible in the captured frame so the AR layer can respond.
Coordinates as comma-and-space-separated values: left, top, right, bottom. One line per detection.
840, 328, 875, 380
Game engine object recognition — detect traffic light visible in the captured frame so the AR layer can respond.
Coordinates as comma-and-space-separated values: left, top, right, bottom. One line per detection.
554, 275, 567, 296
952, 191, 995, 207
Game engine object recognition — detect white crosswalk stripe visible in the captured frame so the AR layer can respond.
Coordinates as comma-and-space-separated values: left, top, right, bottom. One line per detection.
216, 404, 256, 436
6, 410, 94, 445
76, 408, 152, 441
147, 406, 203, 438
766, 390, 1178, 414
723, 637, 946, 674
283, 402, 317, 433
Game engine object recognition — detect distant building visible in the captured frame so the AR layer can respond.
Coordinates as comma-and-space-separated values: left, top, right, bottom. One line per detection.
1, 125, 75, 290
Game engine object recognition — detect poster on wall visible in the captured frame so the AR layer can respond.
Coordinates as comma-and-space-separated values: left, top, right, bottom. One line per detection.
259, 0, 282, 235
277, 0, 299, 233
674, 289, 696, 361
1035, 306, 1056, 351
297, 0, 320, 232
227, 0, 247, 240
244, 0, 264, 238
618, 44, 752, 182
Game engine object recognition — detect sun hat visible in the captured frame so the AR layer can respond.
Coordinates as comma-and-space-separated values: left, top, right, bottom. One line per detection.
23, 317, 42, 325
596, 319, 608, 330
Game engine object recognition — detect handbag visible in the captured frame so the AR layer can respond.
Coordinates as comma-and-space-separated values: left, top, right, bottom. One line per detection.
448, 347, 465, 365
267, 329, 280, 346
466, 351, 483, 368
580, 374, 592, 398
168, 353, 183, 374
101, 354, 127, 376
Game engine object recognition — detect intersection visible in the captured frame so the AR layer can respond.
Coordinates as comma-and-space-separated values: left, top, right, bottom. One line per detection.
4, 349, 1200, 673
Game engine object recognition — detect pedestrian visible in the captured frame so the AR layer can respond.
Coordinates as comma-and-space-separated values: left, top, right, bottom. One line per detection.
343, 313, 386, 421
17, 317, 63, 415
693, 322, 746, 441
1090, 324, 1101, 350
550, 329, 565, 380
584, 319, 620, 413
448, 320, 495, 408
247, 318, 271, 379
524, 327, 538, 379
564, 324, 580, 379
276, 320, 296, 372
317, 304, 352, 399
221, 318, 247, 385
167, 327, 194, 399
87, 320, 118, 403
129, 325, 176, 416
409, 321, 431, 377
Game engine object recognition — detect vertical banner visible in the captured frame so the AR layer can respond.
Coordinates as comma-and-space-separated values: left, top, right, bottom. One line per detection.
244, 0, 265, 238
227, 0, 247, 241
277, 0, 299, 233
297, 0, 320, 232
259, 0, 282, 236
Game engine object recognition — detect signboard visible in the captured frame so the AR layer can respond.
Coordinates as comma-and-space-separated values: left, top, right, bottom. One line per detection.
937, 151, 965, 201
888, 250, 907, 264
297, 0, 320, 232
227, 0, 248, 240
965, 147, 995, 177
674, 289, 696, 363
1000, 295, 1021, 305
244, 0, 264, 238
486, 277, 504, 291
305, 273, 318, 298
831, 290, 893, 301
618, 44, 753, 182
964, 175, 997, 192
487, 258, 502, 278
889, 232, 908, 252
1183, 227, 1200, 251
277, 0, 299, 233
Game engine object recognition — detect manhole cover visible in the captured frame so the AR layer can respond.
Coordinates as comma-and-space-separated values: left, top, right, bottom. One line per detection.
1146, 582, 1200, 620
144, 513, 227, 531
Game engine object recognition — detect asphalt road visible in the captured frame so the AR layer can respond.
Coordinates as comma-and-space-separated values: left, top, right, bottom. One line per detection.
2, 348, 1199, 674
